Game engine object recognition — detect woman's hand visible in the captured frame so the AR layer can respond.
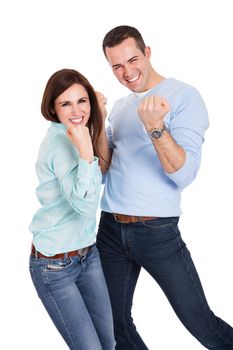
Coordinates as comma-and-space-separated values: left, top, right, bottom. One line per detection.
94, 91, 112, 173
95, 91, 107, 120
67, 125, 94, 163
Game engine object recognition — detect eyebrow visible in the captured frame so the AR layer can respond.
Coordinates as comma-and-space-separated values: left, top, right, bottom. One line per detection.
58, 97, 88, 105
112, 55, 139, 68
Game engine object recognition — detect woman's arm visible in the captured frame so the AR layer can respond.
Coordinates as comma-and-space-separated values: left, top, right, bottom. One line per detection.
95, 91, 112, 174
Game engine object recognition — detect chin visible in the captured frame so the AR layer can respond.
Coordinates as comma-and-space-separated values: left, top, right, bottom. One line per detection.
128, 82, 143, 92
131, 86, 142, 93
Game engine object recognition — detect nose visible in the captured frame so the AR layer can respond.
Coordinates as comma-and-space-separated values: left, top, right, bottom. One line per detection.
123, 64, 132, 78
72, 103, 81, 115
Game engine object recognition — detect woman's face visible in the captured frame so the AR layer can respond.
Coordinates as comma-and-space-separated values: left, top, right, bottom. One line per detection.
54, 83, 91, 127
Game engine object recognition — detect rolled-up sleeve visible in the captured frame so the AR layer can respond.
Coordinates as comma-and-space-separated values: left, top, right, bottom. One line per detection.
105, 124, 114, 149
49, 136, 102, 217
165, 87, 209, 188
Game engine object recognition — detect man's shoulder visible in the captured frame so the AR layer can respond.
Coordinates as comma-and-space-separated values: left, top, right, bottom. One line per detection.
114, 92, 134, 105
154, 78, 202, 103
110, 93, 135, 116
159, 77, 196, 92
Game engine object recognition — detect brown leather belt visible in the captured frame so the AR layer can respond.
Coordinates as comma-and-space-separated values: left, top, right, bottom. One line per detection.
113, 213, 159, 224
31, 244, 94, 259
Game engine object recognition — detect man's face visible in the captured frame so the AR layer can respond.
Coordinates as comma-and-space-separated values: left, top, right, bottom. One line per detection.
105, 37, 152, 92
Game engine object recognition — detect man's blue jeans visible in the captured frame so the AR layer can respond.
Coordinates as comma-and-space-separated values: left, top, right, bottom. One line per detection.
29, 244, 115, 350
97, 211, 233, 349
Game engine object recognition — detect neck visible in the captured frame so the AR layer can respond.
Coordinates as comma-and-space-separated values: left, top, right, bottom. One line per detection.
146, 69, 165, 91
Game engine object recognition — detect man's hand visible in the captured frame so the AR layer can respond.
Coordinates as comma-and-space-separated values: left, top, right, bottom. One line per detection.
138, 95, 170, 131
67, 125, 94, 163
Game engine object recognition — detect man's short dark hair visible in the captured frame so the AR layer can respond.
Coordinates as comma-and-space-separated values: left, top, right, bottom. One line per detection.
102, 25, 146, 56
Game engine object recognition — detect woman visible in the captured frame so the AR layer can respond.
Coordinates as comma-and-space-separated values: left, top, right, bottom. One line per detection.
29, 69, 115, 350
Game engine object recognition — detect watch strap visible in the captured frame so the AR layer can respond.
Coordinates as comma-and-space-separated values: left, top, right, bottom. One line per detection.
148, 124, 167, 140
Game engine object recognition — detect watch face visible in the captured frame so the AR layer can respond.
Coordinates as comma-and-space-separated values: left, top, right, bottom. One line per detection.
151, 129, 162, 139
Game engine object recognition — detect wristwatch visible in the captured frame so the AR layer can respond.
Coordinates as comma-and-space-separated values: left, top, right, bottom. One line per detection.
148, 124, 167, 140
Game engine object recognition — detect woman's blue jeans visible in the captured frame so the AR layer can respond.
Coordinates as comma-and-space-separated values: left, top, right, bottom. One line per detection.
29, 244, 115, 350
97, 211, 233, 349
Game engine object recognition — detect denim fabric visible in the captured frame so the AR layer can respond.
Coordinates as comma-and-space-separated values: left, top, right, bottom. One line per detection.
29, 245, 115, 350
97, 211, 233, 350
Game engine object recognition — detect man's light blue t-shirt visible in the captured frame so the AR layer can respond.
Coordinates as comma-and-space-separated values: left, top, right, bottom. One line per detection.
101, 78, 209, 217
29, 123, 102, 256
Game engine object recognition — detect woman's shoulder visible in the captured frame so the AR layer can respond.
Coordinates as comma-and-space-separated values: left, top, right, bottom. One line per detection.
38, 123, 77, 163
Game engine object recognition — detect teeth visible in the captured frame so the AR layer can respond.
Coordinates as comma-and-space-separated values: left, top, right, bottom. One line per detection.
69, 117, 83, 124
127, 74, 139, 82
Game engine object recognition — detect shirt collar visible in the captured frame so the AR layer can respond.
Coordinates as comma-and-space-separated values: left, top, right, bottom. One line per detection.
51, 122, 66, 131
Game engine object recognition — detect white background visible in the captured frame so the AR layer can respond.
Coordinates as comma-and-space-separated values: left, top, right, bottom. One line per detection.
1, 0, 233, 349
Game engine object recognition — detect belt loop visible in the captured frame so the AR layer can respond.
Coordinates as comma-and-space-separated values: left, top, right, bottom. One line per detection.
34, 248, 38, 259
64, 252, 68, 259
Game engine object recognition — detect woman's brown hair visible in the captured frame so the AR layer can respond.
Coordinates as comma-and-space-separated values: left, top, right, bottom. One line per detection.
41, 68, 103, 158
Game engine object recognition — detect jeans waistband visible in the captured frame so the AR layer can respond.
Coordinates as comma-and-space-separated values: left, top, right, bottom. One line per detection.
112, 213, 160, 224
31, 244, 94, 259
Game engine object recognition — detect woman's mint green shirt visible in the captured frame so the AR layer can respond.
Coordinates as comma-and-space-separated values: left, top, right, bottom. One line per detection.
29, 123, 102, 256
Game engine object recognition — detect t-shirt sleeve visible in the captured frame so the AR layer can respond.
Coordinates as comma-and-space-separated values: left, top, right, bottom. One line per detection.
165, 87, 209, 188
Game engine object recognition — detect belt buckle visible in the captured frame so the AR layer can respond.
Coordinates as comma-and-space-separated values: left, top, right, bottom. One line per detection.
113, 213, 129, 224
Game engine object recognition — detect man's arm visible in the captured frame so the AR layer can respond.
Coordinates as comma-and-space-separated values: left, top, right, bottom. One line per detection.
95, 91, 112, 174
150, 131, 186, 173
138, 92, 209, 189
98, 128, 113, 174
138, 95, 185, 173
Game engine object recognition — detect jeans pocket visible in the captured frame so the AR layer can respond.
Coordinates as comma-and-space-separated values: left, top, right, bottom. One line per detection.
29, 266, 37, 285
142, 220, 174, 231
142, 217, 179, 229
142, 220, 181, 247
45, 258, 73, 271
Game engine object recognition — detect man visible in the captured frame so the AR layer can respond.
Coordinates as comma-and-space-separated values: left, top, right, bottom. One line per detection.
97, 25, 233, 349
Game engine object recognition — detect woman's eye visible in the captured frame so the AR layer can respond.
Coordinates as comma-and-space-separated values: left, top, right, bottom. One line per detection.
79, 98, 87, 104
61, 102, 69, 107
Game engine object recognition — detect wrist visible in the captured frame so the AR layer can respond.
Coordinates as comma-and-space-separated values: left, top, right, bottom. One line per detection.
144, 122, 164, 132
79, 152, 94, 163
147, 124, 168, 140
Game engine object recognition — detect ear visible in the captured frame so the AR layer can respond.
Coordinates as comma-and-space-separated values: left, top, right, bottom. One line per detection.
144, 46, 151, 59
